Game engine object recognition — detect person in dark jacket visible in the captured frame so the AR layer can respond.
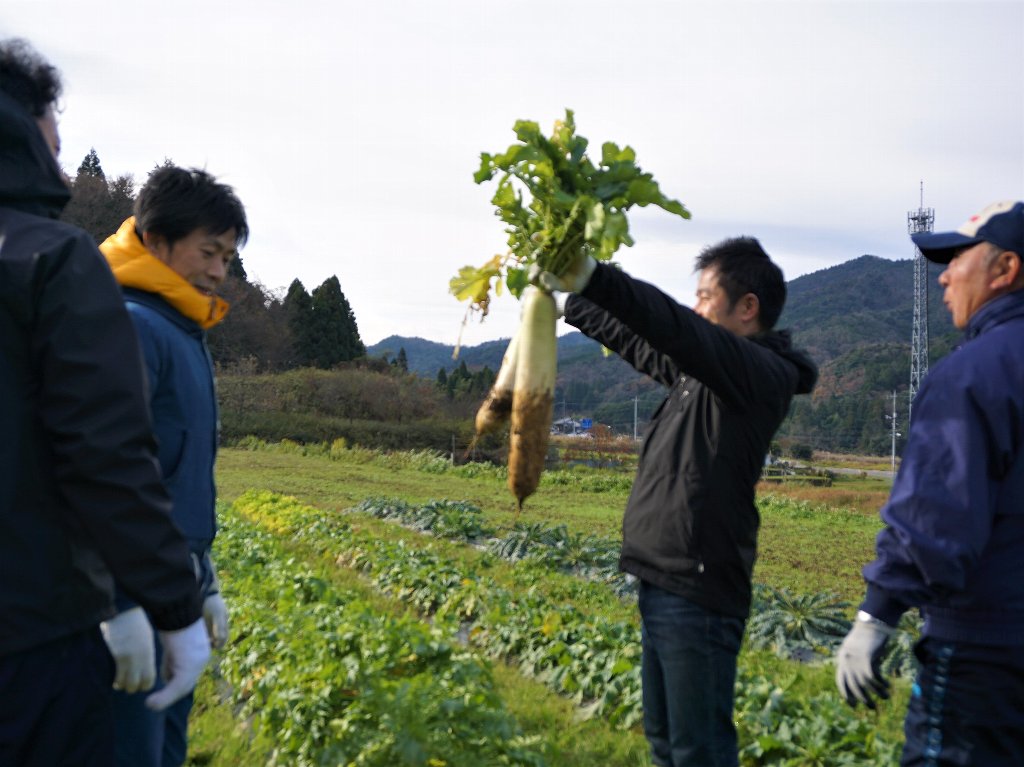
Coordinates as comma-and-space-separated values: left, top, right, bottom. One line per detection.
0, 37, 211, 767
98, 165, 248, 767
532, 238, 818, 767
836, 201, 1024, 766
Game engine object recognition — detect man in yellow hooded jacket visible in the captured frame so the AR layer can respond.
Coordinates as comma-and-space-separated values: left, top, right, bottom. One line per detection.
99, 165, 248, 767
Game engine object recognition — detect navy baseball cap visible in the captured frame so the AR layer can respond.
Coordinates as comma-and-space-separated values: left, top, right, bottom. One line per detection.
911, 201, 1024, 264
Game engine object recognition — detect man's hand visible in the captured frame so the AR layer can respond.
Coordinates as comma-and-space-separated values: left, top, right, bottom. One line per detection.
835, 611, 895, 709
100, 607, 156, 693
145, 618, 211, 711
203, 592, 229, 649
528, 253, 597, 294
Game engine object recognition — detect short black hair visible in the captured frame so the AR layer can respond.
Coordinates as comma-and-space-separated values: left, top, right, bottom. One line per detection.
0, 38, 62, 117
695, 236, 786, 330
134, 165, 249, 249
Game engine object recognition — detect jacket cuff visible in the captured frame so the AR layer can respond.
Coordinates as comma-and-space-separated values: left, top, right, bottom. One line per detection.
146, 589, 205, 632
580, 261, 611, 303
114, 589, 139, 614
860, 584, 908, 628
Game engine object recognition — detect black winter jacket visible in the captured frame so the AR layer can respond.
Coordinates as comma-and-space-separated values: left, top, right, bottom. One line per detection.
566, 263, 818, 618
0, 90, 202, 656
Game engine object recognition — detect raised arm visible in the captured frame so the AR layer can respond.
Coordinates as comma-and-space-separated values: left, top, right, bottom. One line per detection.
563, 292, 681, 388
580, 262, 788, 409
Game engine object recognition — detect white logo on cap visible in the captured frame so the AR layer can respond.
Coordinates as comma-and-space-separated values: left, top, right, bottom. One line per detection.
957, 201, 1016, 237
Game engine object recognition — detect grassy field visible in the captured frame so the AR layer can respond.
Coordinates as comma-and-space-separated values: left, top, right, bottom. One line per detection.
185, 444, 907, 766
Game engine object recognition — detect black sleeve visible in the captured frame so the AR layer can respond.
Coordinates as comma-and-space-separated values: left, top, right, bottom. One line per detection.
32, 231, 201, 631
563, 293, 681, 388
580, 262, 780, 410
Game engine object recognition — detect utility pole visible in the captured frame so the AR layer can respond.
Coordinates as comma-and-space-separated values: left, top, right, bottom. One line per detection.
886, 390, 901, 477
633, 396, 638, 442
908, 182, 934, 422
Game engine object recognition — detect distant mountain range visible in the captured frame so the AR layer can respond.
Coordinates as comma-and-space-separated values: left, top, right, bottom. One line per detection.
779, 254, 954, 364
368, 255, 961, 453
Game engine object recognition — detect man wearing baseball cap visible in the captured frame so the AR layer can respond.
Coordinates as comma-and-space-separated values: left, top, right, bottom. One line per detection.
836, 200, 1024, 765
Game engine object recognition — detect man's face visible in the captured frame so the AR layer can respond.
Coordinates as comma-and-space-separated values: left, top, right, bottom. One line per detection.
694, 266, 749, 335
937, 242, 1005, 329
148, 228, 237, 296
35, 104, 60, 159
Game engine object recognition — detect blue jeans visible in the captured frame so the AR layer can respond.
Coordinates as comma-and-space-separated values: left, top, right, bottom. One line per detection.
639, 581, 745, 767
0, 628, 115, 767
902, 637, 1024, 766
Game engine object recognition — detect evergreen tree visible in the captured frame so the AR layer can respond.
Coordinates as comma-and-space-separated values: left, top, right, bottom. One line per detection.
77, 148, 104, 179
395, 347, 409, 373
308, 276, 365, 368
337, 284, 366, 361
303, 274, 364, 368
308, 277, 347, 368
228, 254, 248, 282
283, 279, 315, 367
60, 150, 134, 243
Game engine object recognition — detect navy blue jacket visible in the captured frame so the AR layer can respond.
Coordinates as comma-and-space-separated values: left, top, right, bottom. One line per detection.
124, 289, 220, 550
113, 288, 221, 612
862, 289, 1024, 645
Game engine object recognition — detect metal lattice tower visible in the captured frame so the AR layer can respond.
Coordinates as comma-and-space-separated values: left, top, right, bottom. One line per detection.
907, 182, 934, 421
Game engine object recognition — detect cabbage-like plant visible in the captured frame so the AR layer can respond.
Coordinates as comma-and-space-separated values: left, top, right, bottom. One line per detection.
748, 585, 851, 659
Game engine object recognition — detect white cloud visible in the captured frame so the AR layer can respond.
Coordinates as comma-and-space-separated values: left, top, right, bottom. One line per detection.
4, 0, 1022, 345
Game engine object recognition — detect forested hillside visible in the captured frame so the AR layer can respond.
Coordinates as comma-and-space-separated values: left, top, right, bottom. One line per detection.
779, 255, 954, 364
372, 255, 964, 456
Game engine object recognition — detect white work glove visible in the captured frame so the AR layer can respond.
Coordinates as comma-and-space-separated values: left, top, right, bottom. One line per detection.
835, 611, 895, 709
553, 292, 569, 320
145, 618, 211, 711
100, 607, 156, 693
203, 592, 229, 649
528, 252, 597, 294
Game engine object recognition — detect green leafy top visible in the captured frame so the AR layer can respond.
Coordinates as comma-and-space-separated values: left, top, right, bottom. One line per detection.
451, 109, 690, 316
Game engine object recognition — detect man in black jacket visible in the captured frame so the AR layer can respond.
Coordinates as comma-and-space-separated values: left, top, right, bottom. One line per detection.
0, 38, 211, 766
533, 238, 817, 767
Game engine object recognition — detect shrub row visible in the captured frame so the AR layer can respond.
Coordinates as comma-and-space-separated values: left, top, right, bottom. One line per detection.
221, 413, 477, 453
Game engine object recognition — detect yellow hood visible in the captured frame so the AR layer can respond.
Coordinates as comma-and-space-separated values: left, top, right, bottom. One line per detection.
100, 217, 229, 329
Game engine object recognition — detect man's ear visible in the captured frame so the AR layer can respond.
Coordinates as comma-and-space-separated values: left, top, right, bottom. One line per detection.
991, 250, 1022, 291
739, 292, 760, 323
141, 230, 168, 260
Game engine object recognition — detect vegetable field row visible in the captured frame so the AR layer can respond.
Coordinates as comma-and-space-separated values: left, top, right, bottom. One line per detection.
217, 490, 906, 765
213, 506, 546, 766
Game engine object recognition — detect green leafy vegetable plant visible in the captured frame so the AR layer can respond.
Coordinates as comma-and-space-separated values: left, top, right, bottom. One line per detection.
451, 110, 690, 511
450, 109, 690, 315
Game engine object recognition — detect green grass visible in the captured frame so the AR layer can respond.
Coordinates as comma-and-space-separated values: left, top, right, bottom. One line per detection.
755, 494, 883, 604
216, 446, 886, 604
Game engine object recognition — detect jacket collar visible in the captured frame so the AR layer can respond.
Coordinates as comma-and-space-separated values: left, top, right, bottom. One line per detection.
964, 289, 1024, 341
100, 217, 229, 329
123, 288, 205, 336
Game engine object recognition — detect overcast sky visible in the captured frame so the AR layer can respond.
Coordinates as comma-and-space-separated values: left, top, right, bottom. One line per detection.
5, 0, 1022, 347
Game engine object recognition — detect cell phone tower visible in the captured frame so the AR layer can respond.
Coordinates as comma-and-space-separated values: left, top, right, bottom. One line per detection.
907, 181, 934, 421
